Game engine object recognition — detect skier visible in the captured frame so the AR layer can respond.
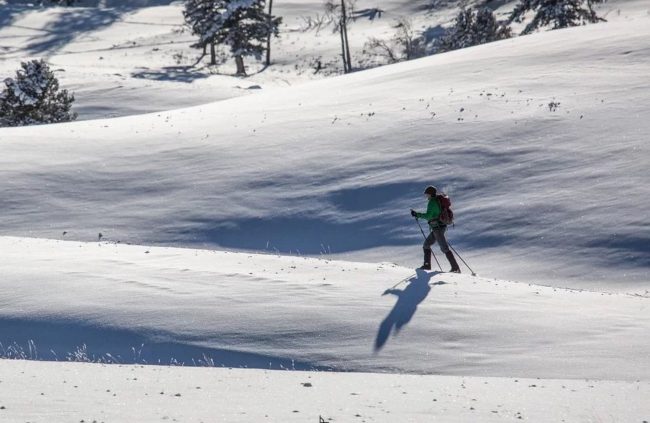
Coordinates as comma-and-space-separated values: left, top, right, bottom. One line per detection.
410, 185, 461, 272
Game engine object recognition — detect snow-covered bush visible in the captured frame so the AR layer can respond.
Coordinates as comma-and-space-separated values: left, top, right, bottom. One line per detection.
508, 0, 605, 34
183, 0, 281, 74
0, 59, 77, 127
437, 8, 511, 53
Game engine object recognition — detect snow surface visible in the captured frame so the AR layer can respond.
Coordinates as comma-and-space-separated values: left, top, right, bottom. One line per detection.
1, 236, 648, 381
1, 1, 649, 421
1, 0, 642, 119
1, 10, 649, 291
1, 0, 465, 119
1, 359, 649, 423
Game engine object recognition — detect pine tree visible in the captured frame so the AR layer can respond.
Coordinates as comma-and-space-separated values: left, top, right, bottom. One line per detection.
508, 0, 605, 35
438, 8, 511, 53
184, 0, 216, 64
0, 59, 76, 127
183, 0, 281, 75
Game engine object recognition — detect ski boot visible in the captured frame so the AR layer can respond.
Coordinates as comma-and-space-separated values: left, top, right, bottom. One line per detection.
445, 251, 461, 273
420, 248, 432, 270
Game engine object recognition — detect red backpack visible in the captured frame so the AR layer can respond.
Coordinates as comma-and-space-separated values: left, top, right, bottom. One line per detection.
436, 193, 454, 225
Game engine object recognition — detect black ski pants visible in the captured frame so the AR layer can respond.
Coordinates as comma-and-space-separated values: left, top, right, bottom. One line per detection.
423, 226, 450, 254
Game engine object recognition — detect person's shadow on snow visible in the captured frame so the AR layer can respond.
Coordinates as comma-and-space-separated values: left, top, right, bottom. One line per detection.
374, 269, 446, 352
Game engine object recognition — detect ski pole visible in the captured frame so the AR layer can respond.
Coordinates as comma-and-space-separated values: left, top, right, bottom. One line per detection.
448, 243, 477, 276
385, 273, 416, 292
415, 218, 443, 272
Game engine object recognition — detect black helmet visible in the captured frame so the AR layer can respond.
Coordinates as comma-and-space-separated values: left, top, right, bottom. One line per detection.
424, 185, 437, 196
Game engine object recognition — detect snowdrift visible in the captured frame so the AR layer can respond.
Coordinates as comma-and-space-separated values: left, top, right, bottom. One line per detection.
1, 237, 648, 381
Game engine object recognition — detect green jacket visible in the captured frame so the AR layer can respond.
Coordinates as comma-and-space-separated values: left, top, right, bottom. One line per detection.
416, 198, 443, 228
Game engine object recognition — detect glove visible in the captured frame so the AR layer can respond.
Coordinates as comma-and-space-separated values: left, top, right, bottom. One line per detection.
410, 209, 417, 218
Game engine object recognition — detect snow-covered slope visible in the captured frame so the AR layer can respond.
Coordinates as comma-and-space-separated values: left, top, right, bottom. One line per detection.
0, 0, 641, 119
1, 15, 649, 291
1, 360, 648, 423
0, 0, 469, 119
1, 4, 649, 421
1, 237, 648, 381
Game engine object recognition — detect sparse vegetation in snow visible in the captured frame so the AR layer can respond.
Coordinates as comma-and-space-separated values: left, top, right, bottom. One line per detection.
364, 17, 425, 64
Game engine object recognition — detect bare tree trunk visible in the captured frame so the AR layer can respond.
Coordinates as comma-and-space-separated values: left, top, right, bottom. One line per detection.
210, 42, 216, 65
339, 20, 348, 73
342, 22, 352, 71
193, 45, 208, 67
340, 0, 352, 71
266, 0, 274, 66
235, 55, 246, 75
405, 37, 411, 60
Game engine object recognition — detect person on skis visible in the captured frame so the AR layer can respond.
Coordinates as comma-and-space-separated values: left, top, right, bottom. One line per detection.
410, 185, 461, 273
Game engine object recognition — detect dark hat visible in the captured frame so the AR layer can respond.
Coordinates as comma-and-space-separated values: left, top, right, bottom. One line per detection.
424, 185, 437, 195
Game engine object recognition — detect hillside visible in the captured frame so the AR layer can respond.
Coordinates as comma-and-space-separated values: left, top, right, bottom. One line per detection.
1, 1, 649, 421
0, 0, 642, 119
1, 15, 649, 292
0, 0, 470, 119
